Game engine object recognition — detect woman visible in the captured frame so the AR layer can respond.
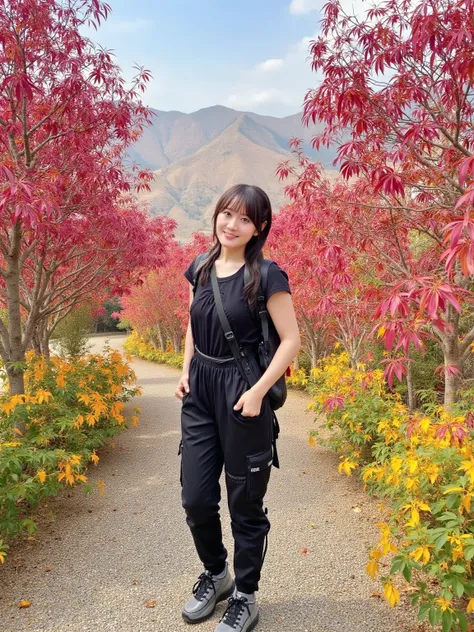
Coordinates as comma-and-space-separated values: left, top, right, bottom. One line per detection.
175, 184, 301, 631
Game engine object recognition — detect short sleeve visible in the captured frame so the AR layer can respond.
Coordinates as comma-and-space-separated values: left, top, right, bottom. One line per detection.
184, 259, 195, 284
265, 262, 291, 301
184, 253, 209, 285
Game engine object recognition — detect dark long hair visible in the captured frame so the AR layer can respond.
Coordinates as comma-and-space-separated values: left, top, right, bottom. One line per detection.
199, 184, 272, 312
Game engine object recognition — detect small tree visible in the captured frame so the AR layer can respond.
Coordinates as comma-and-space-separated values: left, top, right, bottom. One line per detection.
51, 305, 92, 357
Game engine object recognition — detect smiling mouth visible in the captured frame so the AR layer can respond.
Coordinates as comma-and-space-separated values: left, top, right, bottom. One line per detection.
224, 232, 238, 238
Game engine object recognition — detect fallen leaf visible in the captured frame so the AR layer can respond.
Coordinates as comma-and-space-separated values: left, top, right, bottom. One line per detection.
300, 547, 309, 555
370, 592, 382, 599
352, 506, 361, 513
145, 600, 157, 608
44, 568, 52, 572
310, 522, 316, 529
18, 600, 31, 608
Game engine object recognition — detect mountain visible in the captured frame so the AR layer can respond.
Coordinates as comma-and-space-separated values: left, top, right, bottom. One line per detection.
132, 105, 338, 241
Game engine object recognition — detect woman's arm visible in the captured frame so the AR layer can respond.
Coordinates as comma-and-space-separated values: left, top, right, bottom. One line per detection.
175, 284, 195, 400
233, 291, 301, 416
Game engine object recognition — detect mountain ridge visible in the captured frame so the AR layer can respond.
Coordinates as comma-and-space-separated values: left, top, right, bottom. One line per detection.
132, 105, 338, 241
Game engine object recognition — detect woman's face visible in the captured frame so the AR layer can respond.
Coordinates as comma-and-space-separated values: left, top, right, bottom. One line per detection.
215, 204, 259, 249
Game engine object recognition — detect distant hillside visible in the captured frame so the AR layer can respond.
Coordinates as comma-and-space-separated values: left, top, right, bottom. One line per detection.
131, 105, 338, 240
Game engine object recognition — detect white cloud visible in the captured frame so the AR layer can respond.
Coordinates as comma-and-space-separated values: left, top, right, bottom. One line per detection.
290, 0, 369, 19
228, 89, 293, 109
296, 35, 315, 55
224, 31, 321, 115
289, 0, 320, 15
256, 58, 285, 72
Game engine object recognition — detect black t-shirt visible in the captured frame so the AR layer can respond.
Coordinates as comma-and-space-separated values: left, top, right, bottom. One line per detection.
184, 257, 291, 358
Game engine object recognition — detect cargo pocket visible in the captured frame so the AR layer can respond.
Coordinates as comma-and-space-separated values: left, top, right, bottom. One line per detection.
246, 447, 273, 501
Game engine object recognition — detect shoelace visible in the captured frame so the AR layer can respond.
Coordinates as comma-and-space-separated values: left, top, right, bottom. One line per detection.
192, 571, 216, 601
220, 596, 250, 628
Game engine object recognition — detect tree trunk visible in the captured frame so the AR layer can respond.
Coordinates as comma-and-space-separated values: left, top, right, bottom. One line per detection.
5, 223, 25, 395
30, 328, 42, 354
406, 358, 415, 412
173, 335, 182, 354
443, 334, 461, 408
156, 324, 166, 352
41, 325, 50, 359
301, 316, 319, 368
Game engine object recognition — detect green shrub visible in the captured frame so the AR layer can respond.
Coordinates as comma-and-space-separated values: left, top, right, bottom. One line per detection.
51, 306, 92, 357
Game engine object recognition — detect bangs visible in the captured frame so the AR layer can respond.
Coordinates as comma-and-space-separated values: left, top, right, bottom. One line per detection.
226, 196, 250, 217
212, 184, 271, 238
216, 187, 261, 229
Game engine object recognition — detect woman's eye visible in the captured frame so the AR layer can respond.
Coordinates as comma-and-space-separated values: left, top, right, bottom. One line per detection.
241, 217, 249, 223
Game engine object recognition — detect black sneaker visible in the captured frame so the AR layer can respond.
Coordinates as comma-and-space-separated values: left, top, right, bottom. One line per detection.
182, 563, 235, 624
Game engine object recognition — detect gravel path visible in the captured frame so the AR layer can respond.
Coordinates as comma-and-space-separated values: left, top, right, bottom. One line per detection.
0, 335, 421, 632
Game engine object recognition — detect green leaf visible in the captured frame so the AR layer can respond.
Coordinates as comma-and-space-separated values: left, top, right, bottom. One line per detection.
418, 603, 431, 621
451, 577, 464, 598
402, 563, 412, 582
445, 495, 458, 510
451, 565, 466, 574
457, 612, 468, 632
439, 511, 459, 521
390, 556, 405, 574
411, 592, 420, 606
429, 606, 438, 626
442, 609, 453, 632
435, 532, 449, 552
464, 546, 474, 560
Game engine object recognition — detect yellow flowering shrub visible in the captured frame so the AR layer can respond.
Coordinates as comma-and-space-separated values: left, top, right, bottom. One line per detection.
0, 346, 141, 563
124, 331, 184, 369
309, 352, 474, 631
308, 351, 397, 467
286, 367, 309, 389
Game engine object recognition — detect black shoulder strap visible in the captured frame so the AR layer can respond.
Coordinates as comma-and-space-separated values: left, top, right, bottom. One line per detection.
191, 253, 208, 293
210, 265, 260, 386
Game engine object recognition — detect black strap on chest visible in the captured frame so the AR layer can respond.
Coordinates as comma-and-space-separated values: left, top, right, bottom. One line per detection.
210, 265, 260, 386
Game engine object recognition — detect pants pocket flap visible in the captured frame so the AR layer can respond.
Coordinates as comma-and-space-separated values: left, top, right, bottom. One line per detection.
246, 448, 273, 501
247, 448, 273, 473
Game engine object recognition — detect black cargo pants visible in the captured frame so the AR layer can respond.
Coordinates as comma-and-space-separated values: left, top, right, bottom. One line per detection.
179, 350, 274, 594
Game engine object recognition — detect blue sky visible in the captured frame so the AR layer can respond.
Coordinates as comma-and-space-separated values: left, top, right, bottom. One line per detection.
84, 0, 326, 118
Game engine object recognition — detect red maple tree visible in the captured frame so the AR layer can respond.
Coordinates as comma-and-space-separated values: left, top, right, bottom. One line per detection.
0, 0, 171, 393
279, 0, 474, 405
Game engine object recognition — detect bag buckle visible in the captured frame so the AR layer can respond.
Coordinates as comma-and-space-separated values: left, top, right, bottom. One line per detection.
225, 332, 235, 341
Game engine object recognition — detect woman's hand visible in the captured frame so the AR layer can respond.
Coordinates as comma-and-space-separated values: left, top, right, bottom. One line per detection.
233, 388, 263, 418
175, 373, 190, 400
